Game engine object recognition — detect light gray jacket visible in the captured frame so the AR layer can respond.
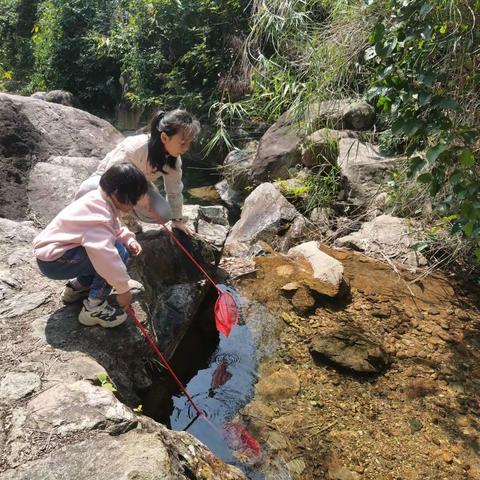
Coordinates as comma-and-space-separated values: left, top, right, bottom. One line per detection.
95, 134, 183, 219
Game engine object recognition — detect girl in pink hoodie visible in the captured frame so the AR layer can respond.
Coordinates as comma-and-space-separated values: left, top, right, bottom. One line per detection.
33, 163, 148, 328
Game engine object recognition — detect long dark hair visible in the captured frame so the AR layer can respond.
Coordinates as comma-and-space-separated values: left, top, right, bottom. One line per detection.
148, 109, 200, 174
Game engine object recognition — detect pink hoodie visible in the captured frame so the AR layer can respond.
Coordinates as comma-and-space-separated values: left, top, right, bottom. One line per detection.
33, 188, 135, 294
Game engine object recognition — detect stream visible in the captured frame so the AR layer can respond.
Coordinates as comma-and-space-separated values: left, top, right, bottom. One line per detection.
141, 155, 480, 480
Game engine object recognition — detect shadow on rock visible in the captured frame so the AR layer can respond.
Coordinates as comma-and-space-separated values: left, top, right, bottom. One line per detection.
44, 303, 152, 407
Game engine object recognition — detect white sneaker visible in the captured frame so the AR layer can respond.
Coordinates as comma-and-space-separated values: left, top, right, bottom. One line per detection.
61, 282, 90, 304
79, 300, 127, 328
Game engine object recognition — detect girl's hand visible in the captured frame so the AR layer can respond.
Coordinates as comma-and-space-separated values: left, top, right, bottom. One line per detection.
117, 290, 133, 309
128, 240, 142, 256
170, 220, 193, 236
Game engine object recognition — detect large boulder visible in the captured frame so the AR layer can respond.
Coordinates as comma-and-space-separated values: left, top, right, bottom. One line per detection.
133, 225, 221, 358
336, 214, 421, 262
224, 183, 306, 257
0, 217, 246, 480
251, 100, 376, 183
27, 156, 99, 224
337, 138, 399, 203
223, 141, 257, 192
251, 111, 303, 183
0, 93, 123, 220
305, 100, 375, 131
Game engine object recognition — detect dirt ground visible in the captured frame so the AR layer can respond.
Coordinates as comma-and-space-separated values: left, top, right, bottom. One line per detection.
235, 248, 480, 480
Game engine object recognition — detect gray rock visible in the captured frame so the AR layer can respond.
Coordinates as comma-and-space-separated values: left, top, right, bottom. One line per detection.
311, 327, 390, 373
44, 89, 75, 106
0, 218, 37, 243
30, 92, 47, 101
337, 138, 399, 203
199, 205, 229, 226
215, 179, 245, 208
336, 214, 418, 260
0, 372, 41, 402
26, 380, 137, 436
305, 99, 375, 131
0, 92, 123, 220
251, 111, 303, 182
197, 219, 229, 249
224, 183, 306, 257
28, 157, 102, 224
0, 291, 50, 318
343, 101, 376, 130
0, 427, 247, 480
223, 142, 257, 192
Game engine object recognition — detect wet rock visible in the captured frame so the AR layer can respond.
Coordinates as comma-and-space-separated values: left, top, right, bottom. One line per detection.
225, 183, 306, 257
288, 241, 344, 297
256, 368, 300, 400
0, 372, 41, 403
291, 286, 316, 313
311, 327, 390, 373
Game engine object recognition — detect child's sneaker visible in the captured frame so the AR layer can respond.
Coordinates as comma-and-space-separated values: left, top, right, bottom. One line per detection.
61, 282, 90, 304
79, 300, 127, 328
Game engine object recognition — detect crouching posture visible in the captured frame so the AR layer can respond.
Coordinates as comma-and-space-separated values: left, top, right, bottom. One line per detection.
33, 163, 148, 328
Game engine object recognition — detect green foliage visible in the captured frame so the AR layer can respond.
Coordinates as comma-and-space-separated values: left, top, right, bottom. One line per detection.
208, 0, 371, 152
95, 372, 117, 392
3, 0, 250, 112
275, 164, 341, 215
0, 0, 39, 86
366, 0, 480, 259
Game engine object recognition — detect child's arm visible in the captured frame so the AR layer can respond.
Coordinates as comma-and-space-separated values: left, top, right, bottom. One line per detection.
116, 226, 142, 256
83, 226, 131, 294
163, 156, 184, 220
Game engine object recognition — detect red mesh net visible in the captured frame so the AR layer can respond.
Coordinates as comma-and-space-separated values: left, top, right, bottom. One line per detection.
214, 290, 239, 337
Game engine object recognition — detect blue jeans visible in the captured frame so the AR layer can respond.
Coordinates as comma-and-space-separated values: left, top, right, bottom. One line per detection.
36, 241, 129, 301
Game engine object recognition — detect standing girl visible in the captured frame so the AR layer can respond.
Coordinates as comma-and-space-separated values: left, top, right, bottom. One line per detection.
77, 109, 201, 234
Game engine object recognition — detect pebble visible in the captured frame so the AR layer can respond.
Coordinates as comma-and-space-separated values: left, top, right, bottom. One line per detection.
441, 451, 454, 464
456, 416, 470, 428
